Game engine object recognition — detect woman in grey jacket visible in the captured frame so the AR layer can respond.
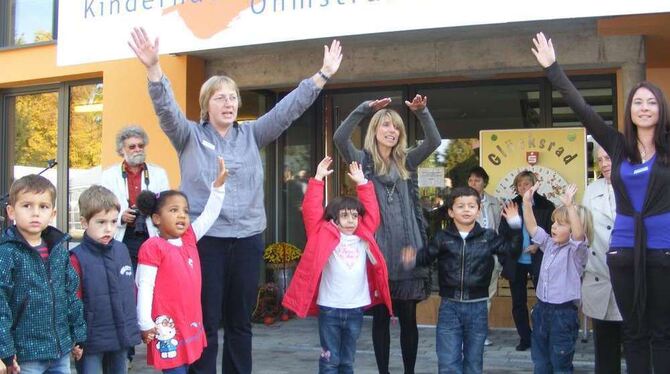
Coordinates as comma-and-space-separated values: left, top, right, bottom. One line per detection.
129, 27, 342, 374
333, 96, 441, 374
581, 143, 622, 374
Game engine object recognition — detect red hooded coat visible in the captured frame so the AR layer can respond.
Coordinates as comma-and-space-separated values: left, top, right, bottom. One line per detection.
282, 179, 393, 318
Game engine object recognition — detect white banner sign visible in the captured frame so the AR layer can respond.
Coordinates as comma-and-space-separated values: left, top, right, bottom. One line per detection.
57, 0, 670, 66
418, 167, 445, 188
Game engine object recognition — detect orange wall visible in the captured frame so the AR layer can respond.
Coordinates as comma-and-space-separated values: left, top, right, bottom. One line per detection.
0, 44, 205, 188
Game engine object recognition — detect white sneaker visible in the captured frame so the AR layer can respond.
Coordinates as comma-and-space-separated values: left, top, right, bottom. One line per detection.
484, 338, 493, 346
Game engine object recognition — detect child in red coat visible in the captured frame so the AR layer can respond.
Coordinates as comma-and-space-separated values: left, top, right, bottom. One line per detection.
283, 157, 392, 373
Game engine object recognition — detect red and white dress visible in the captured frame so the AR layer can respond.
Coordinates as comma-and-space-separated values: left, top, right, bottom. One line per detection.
136, 183, 225, 370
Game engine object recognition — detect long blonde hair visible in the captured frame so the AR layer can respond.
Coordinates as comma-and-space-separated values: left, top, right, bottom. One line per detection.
363, 109, 410, 179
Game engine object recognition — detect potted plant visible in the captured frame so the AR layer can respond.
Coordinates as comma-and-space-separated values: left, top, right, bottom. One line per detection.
263, 242, 301, 305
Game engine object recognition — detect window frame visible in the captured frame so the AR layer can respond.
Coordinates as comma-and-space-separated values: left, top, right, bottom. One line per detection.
0, 77, 102, 232
1, 0, 58, 49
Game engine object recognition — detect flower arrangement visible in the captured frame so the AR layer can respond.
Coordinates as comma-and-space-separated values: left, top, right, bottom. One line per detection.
264, 242, 302, 265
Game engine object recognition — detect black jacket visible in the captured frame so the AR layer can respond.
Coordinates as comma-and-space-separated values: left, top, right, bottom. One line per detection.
499, 192, 555, 282
417, 222, 521, 301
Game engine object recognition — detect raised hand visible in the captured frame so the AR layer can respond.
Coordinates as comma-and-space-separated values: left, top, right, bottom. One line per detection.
523, 182, 540, 204
501, 201, 519, 220
405, 94, 428, 112
315, 156, 334, 181
400, 246, 417, 270
129, 27, 159, 68
531, 32, 556, 68
213, 157, 228, 188
369, 98, 392, 112
559, 184, 578, 207
347, 161, 366, 185
321, 39, 343, 78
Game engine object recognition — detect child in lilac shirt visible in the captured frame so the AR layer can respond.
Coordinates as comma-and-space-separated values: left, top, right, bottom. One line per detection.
522, 183, 592, 374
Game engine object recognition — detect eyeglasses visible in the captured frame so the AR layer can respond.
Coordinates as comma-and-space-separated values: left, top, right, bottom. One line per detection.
127, 143, 145, 151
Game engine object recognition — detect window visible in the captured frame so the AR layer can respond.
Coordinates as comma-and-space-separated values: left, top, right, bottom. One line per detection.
1, 81, 103, 239
2, 0, 56, 47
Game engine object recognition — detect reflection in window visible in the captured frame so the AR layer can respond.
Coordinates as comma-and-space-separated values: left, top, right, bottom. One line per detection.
419, 83, 541, 139
551, 78, 615, 127
6, 92, 59, 191
282, 107, 316, 250
68, 83, 103, 239
7, 0, 55, 46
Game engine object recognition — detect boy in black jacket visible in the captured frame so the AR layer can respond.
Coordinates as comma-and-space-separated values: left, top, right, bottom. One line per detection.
403, 187, 522, 374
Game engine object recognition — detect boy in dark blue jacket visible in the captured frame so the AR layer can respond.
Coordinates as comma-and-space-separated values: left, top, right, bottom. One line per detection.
403, 187, 522, 374
70, 185, 140, 373
0, 175, 86, 374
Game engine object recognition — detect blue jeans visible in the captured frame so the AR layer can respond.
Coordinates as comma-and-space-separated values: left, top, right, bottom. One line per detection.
531, 300, 579, 374
19, 353, 70, 374
436, 298, 488, 374
318, 306, 364, 374
75, 348, 127, 374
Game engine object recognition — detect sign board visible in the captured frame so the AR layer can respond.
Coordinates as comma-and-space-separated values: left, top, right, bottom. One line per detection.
58, 0, 670, 65
418, 167, 445, 188
480, 128, 587, 205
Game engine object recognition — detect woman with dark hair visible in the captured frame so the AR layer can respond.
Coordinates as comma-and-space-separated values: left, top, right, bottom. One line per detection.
533, 32, 670, 372
333, 96, 441, 374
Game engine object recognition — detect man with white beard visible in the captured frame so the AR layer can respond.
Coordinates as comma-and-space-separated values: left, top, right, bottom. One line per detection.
101, 125, 169, 367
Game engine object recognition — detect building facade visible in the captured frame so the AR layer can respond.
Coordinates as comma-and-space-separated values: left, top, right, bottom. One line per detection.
2, 2, 669, 325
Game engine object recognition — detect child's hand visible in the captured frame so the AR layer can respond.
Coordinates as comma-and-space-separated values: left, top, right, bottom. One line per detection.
71, 345, 83, 361
501, 201, 519, 220
347, 161, 366, 185
559, 184, 577, 207
315, 156, 334, 181
2, 357, 19, 374
522, 182, 540, 204
142, 327, 157, 344
400, 246, 417, 270
213, 157, 228, 188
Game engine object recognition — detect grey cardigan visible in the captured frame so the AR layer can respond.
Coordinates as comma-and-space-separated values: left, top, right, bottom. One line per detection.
149, 75, 321, 238
333, 102, 441, 281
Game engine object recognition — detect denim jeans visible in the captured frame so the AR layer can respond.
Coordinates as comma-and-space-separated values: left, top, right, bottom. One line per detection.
436, 298, 488, 374
318, 306, 364, 374
19, 353, 70, 374
531, 300, 579, 374
75, 348, 127, 374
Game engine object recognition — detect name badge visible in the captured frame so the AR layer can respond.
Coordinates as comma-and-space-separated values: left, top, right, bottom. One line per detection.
201, 139, 215, 151
633, 166, 649, 175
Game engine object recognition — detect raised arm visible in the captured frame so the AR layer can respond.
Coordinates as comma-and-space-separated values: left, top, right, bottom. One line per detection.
405, 95, 442, 168
191, 158, 228, 240
522, 182, 540, 236
252, 40, 343, 148
302, 157, 333, 236
531, 32, 621, 153
333, 101, 379, 163
349, 161, 380, 232
129, 27, 194, 152
560, 184, 585, 241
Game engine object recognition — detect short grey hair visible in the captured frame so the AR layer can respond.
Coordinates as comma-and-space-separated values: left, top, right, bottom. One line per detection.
116, 125, 149, 156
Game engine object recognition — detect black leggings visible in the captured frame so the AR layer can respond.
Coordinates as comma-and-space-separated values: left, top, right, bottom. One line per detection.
372, 300, 418, 374
608, 249, 670, 374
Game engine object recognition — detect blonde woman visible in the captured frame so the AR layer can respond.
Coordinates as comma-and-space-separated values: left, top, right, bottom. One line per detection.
333, 96, 441, 374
